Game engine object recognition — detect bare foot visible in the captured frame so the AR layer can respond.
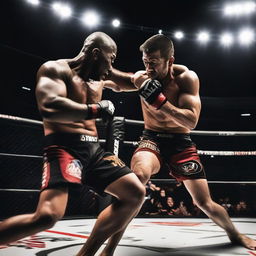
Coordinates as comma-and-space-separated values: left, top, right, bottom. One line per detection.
229, 233, 256, 250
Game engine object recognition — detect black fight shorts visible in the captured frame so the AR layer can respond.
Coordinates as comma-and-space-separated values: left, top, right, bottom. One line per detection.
134, 129, 206, 182
41, 133, 132, 195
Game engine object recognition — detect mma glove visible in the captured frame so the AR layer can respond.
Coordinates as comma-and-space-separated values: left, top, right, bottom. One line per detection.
86, 100, 115, 122
138, 79, 167, 109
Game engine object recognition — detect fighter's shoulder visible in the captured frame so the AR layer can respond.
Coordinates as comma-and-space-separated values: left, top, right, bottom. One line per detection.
132, 70, 147, 79
174, 64, 199, 84
37, 60, 70, 78
135, 70, 147, 76
131, 70, 148, 88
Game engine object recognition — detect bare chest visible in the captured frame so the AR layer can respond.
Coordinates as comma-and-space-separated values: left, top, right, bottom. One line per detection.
162, 80, 179, 105
142, 81, 180, 119
67, 78, 104, 104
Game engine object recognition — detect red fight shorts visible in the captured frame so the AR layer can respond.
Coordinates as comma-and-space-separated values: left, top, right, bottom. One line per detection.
134, 129, 206, 182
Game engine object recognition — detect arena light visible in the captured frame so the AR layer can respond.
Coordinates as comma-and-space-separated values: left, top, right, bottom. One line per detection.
21, 86, 31, 91
223, 1, 256, 17
197, 31, 210, 43
174, 31, 184, 40
81, 10, 100, 27
241, 113, 251, 117
26, 0, 40, 6
220, 32, 234, 47
158, 29, 163, 34
238, 28, 255, 45
52, 2, 72, 19
112, 19, 120, 28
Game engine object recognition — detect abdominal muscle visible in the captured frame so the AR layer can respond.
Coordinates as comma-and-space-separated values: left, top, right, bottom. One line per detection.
43, 119, 98, 137
143, 106, 190, 134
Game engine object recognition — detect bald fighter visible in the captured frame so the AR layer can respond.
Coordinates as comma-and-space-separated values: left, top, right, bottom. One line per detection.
0, 31, 145, 256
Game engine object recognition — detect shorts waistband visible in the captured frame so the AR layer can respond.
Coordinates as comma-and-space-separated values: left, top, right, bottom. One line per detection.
79, 134, 99, 142
44, 133, 99, 147
143, 129, 191, 139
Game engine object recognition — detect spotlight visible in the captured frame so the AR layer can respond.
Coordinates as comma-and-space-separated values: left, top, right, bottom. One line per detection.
112, 19, 120, 28
238, 28, 255, 46
223, 1, 256, 17
220, 32, 234, 46
81, 10, 100, 27
52, 2, 72, 19
174, 31, 184, 40
197, 31, 210, 43
26, 0, 40, 6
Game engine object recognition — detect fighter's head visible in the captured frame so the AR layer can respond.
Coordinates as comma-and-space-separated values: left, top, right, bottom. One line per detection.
140, 34, 174, 79
81, 31, 117, 81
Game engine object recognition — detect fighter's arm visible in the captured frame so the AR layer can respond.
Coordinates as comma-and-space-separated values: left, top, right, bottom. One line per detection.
103, 68, 146, 92
36, 62, 114, 123
161, 70, 201, 130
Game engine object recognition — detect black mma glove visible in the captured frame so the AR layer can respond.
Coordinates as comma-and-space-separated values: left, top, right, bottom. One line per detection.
138, 79, 167, 109
86, 100, 115, 121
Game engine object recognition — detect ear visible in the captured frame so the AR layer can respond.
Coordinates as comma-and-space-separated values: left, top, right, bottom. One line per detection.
169, 56, 175, 65
92, 48, 101, 60
169, 56, 175, 66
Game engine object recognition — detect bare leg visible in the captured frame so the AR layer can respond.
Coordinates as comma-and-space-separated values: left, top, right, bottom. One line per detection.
184, 179, 256, 250
99, 151, 160, 256
76, 173, 145, 256
99, 207, 142, 256
0, 187, 68, 245
98, 228, 127, 256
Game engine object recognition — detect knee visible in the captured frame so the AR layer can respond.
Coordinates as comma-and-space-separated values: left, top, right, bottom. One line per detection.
133, 183, 146, 203
194, 198, 214, 212
131, 156, 158, 185
134, 169, 151, 185
137, 184, 146, 202
33, 207, 64, 229
126, 183, 146, 206
132, 161, 152, 185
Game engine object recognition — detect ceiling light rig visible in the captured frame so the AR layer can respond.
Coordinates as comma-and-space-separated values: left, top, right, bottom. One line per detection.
23, 0, 256, 48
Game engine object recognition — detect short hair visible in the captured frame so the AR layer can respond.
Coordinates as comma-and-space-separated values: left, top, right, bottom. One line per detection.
139, 34, 174, 59
82, 31, 117, 53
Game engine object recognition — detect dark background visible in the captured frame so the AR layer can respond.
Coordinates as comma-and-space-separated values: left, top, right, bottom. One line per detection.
1, 0, 256, 131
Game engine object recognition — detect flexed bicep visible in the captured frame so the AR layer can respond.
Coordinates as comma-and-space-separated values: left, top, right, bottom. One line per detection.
175, 70, 201, 127
178, 93, 201, 122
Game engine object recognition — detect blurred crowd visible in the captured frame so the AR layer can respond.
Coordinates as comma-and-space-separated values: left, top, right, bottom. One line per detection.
139, 181, 255, 217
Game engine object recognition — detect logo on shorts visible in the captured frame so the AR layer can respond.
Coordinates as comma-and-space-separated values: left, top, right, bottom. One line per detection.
41, 160, 49, 189
80, 135, 98, 142
179, 160, 202, 175
103, 155, 125, 168
66, 160, 82, 179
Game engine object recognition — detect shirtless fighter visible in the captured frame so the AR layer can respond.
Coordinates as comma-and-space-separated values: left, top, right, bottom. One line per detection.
0, 31, 145, 256
99, 34, 256, 255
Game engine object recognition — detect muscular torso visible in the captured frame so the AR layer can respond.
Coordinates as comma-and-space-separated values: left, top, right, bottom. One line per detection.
140, 65, 192, 133
41, 60, 104, 136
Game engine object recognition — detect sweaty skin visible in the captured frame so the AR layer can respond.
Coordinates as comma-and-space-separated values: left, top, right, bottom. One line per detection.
132, 64, 201, 133
36, 31, 119, 137
36, 59, 114, 136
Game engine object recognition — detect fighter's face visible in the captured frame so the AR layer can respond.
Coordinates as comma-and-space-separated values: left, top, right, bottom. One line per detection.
90, 49, 116, 81
142, 50, 170, 80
